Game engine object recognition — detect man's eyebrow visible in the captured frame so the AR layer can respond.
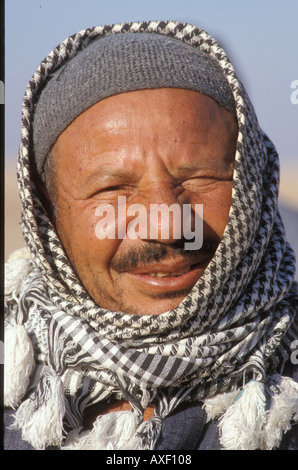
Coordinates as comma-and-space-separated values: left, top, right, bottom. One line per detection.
175, 158, 234, 175
86, 168, 138, 184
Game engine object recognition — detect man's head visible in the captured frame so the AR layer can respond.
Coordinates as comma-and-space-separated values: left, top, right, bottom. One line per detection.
33, 30, 237, 315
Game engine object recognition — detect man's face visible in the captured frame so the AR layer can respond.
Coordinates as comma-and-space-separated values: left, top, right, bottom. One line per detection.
49, 88, 237, 315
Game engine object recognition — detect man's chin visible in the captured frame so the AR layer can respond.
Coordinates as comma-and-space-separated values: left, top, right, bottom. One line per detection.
96, 289, 193, 316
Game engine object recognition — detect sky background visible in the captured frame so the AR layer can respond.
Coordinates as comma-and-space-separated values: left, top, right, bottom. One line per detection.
4, 0, 298, 207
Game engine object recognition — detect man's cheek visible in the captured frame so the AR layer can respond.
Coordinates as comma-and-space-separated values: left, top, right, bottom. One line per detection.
94, 203, 118, 240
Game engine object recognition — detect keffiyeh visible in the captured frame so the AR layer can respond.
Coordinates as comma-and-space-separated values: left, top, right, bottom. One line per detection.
4, 21, 298, 450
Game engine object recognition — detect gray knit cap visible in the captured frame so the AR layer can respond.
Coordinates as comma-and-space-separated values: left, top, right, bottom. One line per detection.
33, 32, 236, 175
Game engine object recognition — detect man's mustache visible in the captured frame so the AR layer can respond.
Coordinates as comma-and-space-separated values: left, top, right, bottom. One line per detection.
110, 238, 219, 273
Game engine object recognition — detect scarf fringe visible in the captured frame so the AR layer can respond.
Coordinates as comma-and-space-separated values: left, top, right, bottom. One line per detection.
203, 375, 298, 450
5, 248, 33, 304
63, 410, 140, 450
11, 373, 66, 450
122, 416, 163, 450
9, 373, 297, 450
4, 324, 35, 409
261, 375, 298, 450
203, 389, 240, 421
218, 380, 267, 450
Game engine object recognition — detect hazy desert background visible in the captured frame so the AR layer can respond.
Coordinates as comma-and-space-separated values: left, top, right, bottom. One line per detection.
5, 161, 298, 281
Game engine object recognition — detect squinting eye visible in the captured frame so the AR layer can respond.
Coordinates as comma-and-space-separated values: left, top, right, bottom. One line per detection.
92, 183, 136, 199
183, 177, 218, 186
101, 185, 123, 192
184, 175, 232, 184
181, 177, 233, 192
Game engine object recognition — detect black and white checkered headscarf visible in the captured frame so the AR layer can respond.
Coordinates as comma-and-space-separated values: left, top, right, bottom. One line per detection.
5, 21, 298, 450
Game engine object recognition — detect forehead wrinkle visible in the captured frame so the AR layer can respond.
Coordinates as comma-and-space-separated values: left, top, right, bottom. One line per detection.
85, 166, 142, 186
173, 158, 234, 177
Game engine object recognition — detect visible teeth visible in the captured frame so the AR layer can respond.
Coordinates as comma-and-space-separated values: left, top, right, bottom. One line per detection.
148, 272, 170, 277
148, 270, 189, 277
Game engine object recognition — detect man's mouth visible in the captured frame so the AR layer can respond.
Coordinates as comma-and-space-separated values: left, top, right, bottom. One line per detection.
110, 240, 218, 297
123, 257, 210, 295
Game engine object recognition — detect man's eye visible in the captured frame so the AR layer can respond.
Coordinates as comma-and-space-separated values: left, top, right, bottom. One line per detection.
183, 177, 218, 186
101, 185, 123, 192
181, 176, 233, 193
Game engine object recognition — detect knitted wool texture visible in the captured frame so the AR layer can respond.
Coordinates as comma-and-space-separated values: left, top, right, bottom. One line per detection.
4, 21, 298, 450
33, 32, 236, 175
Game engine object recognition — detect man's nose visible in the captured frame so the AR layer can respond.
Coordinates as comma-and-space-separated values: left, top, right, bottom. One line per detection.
134, 183, 189, 245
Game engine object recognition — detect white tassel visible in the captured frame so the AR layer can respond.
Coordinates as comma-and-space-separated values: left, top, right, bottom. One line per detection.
63, 410, 139, 450
122, 416, 162, 450
219, 380, 267, 450
203, 389, 240, 422
5, 248, 33, 303
12, 373, 66, 450
4, 324, 35, 408
261, 375, 298, 450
